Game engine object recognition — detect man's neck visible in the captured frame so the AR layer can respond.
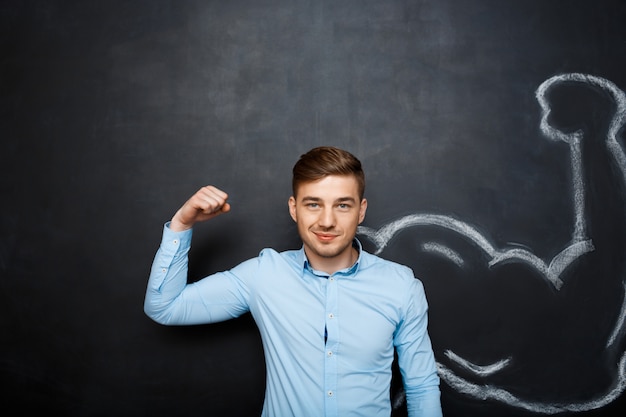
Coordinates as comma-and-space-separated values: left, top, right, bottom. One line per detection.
305, 246, 358, 275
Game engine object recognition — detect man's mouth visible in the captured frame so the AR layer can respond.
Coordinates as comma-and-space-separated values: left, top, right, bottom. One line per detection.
313, 231, 339, 242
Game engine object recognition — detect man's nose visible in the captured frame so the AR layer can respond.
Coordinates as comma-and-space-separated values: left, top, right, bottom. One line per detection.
318, 207, 336, 228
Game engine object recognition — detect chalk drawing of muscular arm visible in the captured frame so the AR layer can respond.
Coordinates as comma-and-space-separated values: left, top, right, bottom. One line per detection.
359, 73, 626, 414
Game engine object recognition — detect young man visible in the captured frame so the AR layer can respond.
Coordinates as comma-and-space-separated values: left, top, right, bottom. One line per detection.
144, 146, 442, 416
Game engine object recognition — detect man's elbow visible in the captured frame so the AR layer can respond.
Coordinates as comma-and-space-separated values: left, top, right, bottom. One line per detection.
143, 299, 170, 325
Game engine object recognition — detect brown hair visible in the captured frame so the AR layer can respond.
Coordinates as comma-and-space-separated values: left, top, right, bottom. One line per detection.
292, 146, 365, 199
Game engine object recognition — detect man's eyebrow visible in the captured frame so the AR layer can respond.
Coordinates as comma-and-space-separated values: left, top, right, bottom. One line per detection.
301, 196, 322, 202
299, 196, 357, 203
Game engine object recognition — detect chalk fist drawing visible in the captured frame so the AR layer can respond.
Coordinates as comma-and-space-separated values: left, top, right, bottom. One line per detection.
359, 73, 626, 414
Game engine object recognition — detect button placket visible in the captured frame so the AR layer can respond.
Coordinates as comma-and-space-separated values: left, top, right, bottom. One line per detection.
323, 273, 338, 415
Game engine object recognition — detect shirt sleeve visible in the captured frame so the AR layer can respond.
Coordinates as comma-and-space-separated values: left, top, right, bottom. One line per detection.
395, 278, 443, 417
143, 222, 250, 325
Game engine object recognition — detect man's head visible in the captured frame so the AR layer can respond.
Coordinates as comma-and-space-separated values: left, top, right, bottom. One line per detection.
289, 146, 367, 273
292, 146, 365, 199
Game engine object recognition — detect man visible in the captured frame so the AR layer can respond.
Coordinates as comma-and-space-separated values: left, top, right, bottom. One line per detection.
144, 146, 442, 417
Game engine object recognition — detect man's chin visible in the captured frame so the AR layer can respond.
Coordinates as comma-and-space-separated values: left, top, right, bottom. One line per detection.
306, 241, 344, 259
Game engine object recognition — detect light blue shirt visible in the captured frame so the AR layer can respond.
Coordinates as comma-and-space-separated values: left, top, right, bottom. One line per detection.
145, 223, 442, 417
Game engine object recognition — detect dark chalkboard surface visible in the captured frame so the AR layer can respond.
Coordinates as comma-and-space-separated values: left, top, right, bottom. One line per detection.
2, 1, 626, 416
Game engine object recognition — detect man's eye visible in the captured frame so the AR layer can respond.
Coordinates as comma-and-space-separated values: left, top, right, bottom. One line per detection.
307, 203, 319, 208
338, 204, 350, 210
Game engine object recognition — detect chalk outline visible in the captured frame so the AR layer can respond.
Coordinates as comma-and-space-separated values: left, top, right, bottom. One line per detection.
359, 73, 626, 413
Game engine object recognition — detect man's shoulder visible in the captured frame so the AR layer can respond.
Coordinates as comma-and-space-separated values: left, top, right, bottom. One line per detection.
360, 250, 415, 277
256, 247, 303, 264
359, 252, 427, 302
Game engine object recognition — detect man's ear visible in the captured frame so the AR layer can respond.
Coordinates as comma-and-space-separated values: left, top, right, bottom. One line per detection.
288, 196, 297, 222
358, 198, 368, 224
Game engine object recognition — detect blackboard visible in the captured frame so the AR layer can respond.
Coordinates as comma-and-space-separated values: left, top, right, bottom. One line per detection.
2, 1, 626, 416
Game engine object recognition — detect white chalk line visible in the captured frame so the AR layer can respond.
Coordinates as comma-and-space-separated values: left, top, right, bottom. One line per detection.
437, 350, 626, 414
444, 350, 511, 377
421, 241, 464, 268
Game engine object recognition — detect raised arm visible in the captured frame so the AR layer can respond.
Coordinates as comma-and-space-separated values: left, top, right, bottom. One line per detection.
143, 185, 248, 325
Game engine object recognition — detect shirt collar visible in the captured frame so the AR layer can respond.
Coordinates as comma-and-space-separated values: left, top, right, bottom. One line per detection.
300, 238, 362, 277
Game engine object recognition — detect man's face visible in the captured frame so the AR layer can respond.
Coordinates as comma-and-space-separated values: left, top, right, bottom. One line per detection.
289, 175, 367, 271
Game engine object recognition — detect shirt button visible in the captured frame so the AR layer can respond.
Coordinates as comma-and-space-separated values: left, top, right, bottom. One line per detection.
162, 268, 167, 273
327, 351, 333, 357
327, 391, 334, 397
329, 277, 334, 282
173, 239, 179, 245
328, 313, 334, 319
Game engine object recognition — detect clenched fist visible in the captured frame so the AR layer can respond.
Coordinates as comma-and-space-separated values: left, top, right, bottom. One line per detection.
170, 185, 231, 231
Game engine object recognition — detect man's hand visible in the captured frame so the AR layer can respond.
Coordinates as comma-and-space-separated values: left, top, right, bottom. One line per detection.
170, 185, 231, 231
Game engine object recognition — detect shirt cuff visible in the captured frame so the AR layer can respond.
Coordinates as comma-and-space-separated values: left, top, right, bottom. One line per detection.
160, 221, 193, 255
